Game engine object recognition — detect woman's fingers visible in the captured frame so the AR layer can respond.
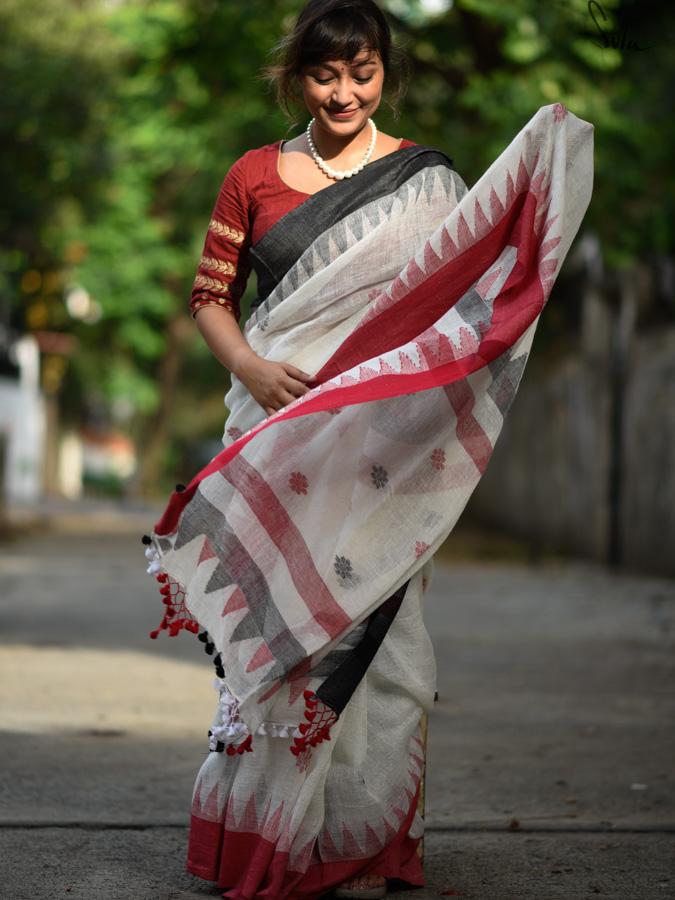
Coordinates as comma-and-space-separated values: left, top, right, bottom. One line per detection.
282, 373, 311, 396
263, 390, 295, 415
281, 362, 312, 382
278, 387, 299, 407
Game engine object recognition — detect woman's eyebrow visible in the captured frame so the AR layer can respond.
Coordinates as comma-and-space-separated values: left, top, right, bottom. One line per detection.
313, 57, 378, 72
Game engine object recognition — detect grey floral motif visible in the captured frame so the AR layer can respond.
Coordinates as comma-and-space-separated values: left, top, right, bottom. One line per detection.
334, 555, 353, 581
370, 464, 389, 489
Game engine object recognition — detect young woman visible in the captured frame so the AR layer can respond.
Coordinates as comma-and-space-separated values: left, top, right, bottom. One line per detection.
184, 5, 447, 896
143, 1, 594, 897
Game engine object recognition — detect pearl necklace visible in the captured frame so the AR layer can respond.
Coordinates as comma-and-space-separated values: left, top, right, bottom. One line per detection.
306, 117, 377, 181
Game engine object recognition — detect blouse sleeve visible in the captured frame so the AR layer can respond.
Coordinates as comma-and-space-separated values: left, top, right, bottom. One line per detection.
189, 154, 253, 322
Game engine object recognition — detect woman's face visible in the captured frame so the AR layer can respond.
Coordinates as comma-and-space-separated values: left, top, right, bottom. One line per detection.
298, 46, 385, 138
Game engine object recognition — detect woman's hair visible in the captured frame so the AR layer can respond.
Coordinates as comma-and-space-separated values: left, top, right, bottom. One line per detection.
260, 0, 410, 127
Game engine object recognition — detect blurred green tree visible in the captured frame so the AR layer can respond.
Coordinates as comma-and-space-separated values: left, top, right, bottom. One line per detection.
3, 0, 672, 495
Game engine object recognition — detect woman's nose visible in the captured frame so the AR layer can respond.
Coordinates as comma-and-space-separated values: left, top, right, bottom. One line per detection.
332, 79, 354, 106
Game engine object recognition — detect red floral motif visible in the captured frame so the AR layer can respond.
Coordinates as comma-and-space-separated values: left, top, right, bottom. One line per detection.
227, 425, 243, 440
289, 471, 309, 495
431, 448, 446, 470
553, 102, 567, 122
367, 288, 380, 302
415, 540, 430, 559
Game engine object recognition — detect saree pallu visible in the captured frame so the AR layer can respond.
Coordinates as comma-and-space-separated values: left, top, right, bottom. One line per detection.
145, 103, 594, 899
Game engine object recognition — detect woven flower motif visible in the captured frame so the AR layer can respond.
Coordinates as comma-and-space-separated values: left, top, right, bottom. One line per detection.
367, 287, 380, 301
227, 425, 243, 440
289, 471, 309, 495
327, 407, 342, 416
553, 102, 567, 122
431, 448, 446, 471
334, 555, 353, 580
370, 464, 388, 489
415, 540, 430, 559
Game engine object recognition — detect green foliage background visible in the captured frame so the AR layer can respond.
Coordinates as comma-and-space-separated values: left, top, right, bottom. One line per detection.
1, 0, 672, 493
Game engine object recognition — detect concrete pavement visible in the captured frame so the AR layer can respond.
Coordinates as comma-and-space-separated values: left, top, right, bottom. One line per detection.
1, 510, 674, 899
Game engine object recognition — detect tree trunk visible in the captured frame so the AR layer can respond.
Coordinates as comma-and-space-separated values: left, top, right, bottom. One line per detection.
133, 314, 192, 498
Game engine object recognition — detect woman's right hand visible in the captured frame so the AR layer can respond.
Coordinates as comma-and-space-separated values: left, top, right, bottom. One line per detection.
232, 349, 313, 417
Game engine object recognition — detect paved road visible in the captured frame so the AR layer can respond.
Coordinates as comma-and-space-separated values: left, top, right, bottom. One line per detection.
1, 513, 674, 899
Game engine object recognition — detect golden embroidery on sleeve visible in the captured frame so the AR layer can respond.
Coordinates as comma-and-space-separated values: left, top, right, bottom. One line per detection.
200, 256, 237, 277
208, 218, 246, 244
193, 274, 231, 294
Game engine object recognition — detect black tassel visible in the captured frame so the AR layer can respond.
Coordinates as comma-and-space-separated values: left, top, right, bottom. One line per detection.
141, 534, 152, 545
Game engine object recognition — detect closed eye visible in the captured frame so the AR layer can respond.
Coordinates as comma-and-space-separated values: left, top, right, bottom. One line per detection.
313, 76, 374, 85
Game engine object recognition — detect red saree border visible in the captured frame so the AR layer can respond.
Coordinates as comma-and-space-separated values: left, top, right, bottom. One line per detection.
154, 188, 543, 538
187, 779, 424, 899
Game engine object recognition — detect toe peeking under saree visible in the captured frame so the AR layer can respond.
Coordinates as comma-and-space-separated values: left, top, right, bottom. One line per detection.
144, 103, 594, 899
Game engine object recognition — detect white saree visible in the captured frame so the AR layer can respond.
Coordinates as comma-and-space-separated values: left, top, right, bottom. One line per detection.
144, 103, 594, 898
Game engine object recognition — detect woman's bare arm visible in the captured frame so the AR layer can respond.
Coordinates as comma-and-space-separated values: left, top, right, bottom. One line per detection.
194, 306, 312, 416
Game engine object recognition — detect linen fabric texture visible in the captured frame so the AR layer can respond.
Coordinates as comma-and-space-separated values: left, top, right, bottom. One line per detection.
147, 103, 594, 898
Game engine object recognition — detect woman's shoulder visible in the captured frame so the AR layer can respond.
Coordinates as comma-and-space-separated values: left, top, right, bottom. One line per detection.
222, 142, 279, 186
230, 142, 280, 169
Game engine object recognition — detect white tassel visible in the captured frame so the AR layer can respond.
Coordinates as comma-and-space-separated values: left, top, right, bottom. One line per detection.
144, 547, 159, 560
278, 726, 290, 738
146, 560, 162, 575
257, 722, 267, 736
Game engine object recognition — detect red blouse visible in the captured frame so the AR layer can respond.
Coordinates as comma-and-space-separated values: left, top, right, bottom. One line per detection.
189, 138, 417, 321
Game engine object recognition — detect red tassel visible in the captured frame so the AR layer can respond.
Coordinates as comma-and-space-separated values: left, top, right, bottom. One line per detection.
235, 734, 253, 754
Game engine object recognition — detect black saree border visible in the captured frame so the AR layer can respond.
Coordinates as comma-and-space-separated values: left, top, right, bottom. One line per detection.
248, 144, 456, 307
